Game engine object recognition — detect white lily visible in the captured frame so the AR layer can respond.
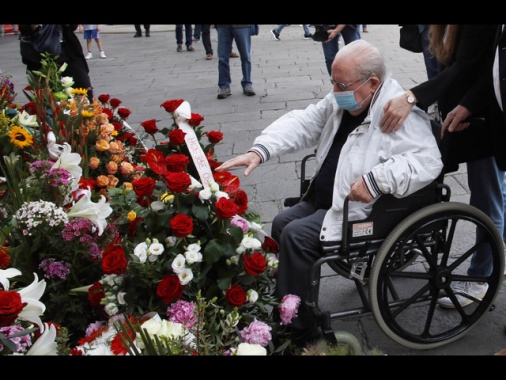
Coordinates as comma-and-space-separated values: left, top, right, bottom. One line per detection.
51, 142, 82, 191
67, 189, 113, 236
14, 110, 39, 127
46, 131, 65, 160
26, 323, 58, 355
17, 273, 47, 332
0, 268, 21, 290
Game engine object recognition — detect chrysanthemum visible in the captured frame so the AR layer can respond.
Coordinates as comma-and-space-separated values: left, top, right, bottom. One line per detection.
7, 125, 34, 149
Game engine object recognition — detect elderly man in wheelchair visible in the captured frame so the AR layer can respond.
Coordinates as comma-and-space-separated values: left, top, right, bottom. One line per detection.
216, 40, 504, 352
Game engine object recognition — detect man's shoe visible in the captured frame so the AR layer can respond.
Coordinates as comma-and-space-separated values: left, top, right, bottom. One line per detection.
187, 46, 195, 52
177, 44, 183, 52
85, 52, 92, 60
438, 281, 488, 308
303, 33, 313, 39
217, 88, 231, 99
145, 31, 150, 37
271, 29, 280, 40
230, 51, 239, 58
205, 54, 213, 60
243, 86, 255, 96
99, 51, 106, 59
133, 32, 142, 38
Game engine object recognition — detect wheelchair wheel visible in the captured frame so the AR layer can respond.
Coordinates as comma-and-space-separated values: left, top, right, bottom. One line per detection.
369, 202, 504, 350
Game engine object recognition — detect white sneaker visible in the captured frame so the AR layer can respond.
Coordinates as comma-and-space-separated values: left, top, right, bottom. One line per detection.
438, 281, 488, 308
85, 52, 92, 60
99, 51, 106, 59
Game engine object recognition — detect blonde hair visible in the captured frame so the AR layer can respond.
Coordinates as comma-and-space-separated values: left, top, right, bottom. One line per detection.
428, 25, 461, 66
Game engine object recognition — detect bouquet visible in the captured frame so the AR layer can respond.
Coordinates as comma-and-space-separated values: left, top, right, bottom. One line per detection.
0, 55, 301, 355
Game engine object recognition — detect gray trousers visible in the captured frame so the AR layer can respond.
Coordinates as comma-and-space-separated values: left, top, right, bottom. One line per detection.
271, 200, 327, 330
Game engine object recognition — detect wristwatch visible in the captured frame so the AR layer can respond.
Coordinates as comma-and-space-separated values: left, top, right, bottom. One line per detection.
405, 91, 416, 104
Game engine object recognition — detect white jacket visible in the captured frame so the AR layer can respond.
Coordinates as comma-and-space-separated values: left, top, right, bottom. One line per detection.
251, 76, 443, 243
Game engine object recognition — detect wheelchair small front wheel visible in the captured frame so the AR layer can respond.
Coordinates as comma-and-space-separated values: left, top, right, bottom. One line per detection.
369, 202, 504, 350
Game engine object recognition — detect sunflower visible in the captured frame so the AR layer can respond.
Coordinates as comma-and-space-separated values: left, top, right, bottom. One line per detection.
7, 125, 34, 149
72, 88, 89, 96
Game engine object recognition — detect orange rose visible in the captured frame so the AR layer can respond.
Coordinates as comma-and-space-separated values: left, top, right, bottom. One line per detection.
96, 175, 110, 188
95, 139, 110, 152
107, 175, 119, 188
106, 161, 118, 175
108, 141, 124, 154
120, 161, 135, 176
89, 157, 100, 170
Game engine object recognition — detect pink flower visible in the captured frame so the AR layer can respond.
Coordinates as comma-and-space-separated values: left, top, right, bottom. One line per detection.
278, 294, 301, 325
239, 318, 272, 347
230, 215, 249, 233
166, 300, 197, 329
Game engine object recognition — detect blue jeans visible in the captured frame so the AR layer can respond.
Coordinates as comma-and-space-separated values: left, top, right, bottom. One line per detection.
467, 156, 506, 277
216, 26, 252, 90
193, 24, 201, 40
274, 24, 311, 35
175, 24, 193, 47
322, 24, 361, 75
418, 25, 440, 80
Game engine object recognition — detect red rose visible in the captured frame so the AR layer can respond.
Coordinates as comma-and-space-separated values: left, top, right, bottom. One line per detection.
215, 197, 238, 220
109, 98, 122, 108
102, 108, 113, 120
87, 282, 105, 307
170, 214, 194, 237
140, 119, 159, 135
225, 284, 247, 307
117, 107, 131, 119
160, 99, 184, 113
156, 274, 184, 304
132, 177, 156, 197
232, 189, 248, 215
0, 290, 24, 327
168, 128, 186, 145
164, 171, 191, 193
98, 94, 110, 103
188, 113, 204, 127
111, 121, 123, 131
206, 130, 224, 144
166, 154, 190, 172
243, 252, 267, 277
261, 236, 280, 254
139, 148, 167, 175
102, 243, 128, 275
0, 247, 11, 269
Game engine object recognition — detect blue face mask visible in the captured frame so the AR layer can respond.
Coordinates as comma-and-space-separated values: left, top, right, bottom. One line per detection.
333, 77, 372, 111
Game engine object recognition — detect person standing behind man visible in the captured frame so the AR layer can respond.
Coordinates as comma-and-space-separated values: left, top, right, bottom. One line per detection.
83, 24, 106, 59
440, 24, 506, 291
215, 24, 255, 99
317, 24, 361, 75
380, 25, 503, 309
133, 24, 150, 37
175, 24, 194, 52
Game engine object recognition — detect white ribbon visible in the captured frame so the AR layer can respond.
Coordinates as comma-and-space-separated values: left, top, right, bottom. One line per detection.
174, 101, 213, 188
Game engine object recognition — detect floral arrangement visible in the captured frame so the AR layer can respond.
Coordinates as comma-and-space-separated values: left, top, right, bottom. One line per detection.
0, 55, 302, 355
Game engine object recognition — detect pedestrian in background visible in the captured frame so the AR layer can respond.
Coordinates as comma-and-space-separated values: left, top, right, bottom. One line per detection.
133, 24, 150, 38
317, 24, 361, 75
270, 24, 312, 40
176, 24, 194, 52
83, 24, 106, 59
215, 24, 255, 99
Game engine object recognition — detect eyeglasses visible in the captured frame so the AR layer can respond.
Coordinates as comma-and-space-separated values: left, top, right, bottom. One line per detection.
330, 78, 363, 91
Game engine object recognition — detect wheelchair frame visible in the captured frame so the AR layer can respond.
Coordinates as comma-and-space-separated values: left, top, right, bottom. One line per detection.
284, 120, 505, 350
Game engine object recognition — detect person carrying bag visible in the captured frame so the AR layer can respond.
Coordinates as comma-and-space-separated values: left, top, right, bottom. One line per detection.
20, 24, 62, 70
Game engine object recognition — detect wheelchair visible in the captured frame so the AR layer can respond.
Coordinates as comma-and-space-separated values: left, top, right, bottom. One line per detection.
284, 120, 505, 350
